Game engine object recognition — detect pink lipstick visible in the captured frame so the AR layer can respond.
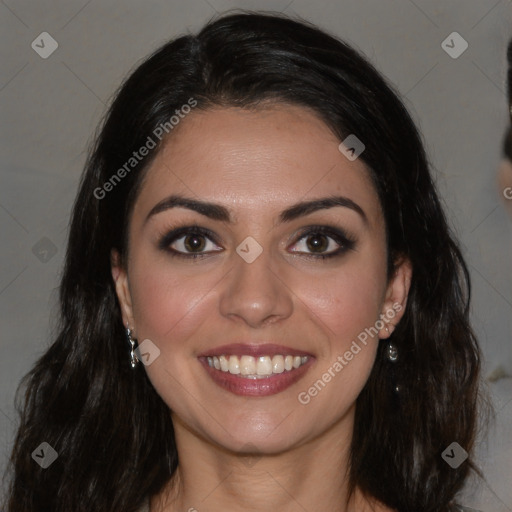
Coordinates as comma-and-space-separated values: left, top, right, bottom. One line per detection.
198, 344, 315, 397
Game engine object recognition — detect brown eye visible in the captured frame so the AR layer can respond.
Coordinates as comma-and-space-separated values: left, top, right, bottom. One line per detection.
182, 234, 207, 252
170, 232, 221, 255
305, 234, 330, 253
159, 225, 223, 258
289, 226, 356, 259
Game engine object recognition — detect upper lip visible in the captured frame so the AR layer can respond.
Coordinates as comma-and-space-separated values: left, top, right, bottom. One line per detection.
198, 343, 313, 358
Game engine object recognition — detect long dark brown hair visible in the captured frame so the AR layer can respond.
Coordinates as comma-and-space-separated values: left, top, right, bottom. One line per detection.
504, 38, 512, 160
3, 11, 486, 512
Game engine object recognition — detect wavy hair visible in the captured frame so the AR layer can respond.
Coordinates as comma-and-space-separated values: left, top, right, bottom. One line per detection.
4, 12, 485, 512
503, 37, 512, 160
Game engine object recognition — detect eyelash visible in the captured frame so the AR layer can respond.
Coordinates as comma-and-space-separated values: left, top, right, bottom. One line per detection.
157, 223, 356, 260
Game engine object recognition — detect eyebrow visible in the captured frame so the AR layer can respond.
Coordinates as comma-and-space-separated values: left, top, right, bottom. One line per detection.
144, 194, 368, 226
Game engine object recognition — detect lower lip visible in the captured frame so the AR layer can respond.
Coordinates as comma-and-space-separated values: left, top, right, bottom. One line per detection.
199, 358, 314, 397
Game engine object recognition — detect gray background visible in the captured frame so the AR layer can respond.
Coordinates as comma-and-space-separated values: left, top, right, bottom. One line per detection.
1, 0, 511, 509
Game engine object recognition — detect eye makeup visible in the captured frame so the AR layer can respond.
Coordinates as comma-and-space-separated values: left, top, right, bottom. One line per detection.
156, 222, 357, 260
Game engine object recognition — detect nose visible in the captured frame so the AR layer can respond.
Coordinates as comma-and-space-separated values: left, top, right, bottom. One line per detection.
218, 246, 294, 328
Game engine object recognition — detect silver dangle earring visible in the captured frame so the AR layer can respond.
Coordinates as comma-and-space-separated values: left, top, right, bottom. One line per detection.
383, 325, 400, 393
386, 341, 398, 362
126, 325, 139, 368
384, 325, 398, 362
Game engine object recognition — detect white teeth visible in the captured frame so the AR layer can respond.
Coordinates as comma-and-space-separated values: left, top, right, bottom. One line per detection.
240, 355, 256, 375
256, 356, 272, 375
219, 355, 229, 372
228, 355, 240, 374
272, 355, 285, 373
206, 354, 309, 376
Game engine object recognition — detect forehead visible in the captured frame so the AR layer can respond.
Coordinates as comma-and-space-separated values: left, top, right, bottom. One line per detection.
132, 104, 381, 226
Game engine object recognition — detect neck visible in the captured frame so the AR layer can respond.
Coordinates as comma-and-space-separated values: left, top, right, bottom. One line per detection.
150, 408, 387, 512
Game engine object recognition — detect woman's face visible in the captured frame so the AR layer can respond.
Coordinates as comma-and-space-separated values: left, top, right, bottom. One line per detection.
112, 104, 410, 454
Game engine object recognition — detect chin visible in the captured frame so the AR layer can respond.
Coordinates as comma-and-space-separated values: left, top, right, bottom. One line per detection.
219, 413, 307, 451
216, 429, 306, 455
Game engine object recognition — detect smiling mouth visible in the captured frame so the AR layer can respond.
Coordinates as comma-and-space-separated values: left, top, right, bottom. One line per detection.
198, 352, 313, 396
205, 354, 310, 378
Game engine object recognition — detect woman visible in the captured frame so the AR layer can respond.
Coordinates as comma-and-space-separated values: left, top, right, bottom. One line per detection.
4, 12, 485, 512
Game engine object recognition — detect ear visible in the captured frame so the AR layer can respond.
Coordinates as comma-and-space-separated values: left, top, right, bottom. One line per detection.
378, 256, 412, 339
111, 249, 135, 331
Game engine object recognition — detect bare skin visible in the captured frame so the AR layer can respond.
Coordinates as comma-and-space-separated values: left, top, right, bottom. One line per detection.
112, 104, 412, 511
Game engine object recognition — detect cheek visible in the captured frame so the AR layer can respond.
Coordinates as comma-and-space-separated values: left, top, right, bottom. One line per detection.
292, 261, 386, 416
294, 255, 387, 353
127, 257, 221, 412
127, 252, 220, 351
